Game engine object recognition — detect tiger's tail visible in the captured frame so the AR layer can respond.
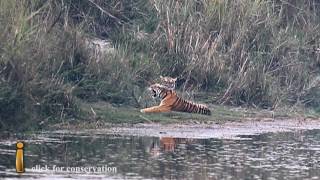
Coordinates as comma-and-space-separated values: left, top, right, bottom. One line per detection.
173, 98, 211, 116
189, 103, 211, 116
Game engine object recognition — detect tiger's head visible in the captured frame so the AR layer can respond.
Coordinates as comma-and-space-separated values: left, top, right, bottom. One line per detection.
148, 83, 168, 99
160, 76, 177, 90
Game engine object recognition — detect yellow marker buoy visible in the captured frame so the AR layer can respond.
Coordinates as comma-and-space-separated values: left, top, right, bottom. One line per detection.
16, 141, 25, 173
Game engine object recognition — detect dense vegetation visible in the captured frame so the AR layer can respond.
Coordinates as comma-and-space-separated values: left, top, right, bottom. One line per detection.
1, 0, 320, 130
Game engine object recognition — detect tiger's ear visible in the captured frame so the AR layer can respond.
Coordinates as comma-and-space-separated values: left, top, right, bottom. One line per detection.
160, 75, 164, 79
173, 77, 177, 81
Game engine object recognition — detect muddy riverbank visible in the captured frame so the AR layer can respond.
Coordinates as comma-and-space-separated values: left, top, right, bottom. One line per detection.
52, 118, 320, 140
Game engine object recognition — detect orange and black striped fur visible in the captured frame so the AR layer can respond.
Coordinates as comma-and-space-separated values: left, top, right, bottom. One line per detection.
140, 83, 211, 115
160, 75, 177, 90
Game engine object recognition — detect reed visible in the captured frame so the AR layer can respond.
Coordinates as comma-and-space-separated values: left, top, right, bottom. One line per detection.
0, 0, 319, 130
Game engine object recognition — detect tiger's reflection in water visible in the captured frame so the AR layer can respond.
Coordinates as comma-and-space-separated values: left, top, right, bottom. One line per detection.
147, 137, 197, 158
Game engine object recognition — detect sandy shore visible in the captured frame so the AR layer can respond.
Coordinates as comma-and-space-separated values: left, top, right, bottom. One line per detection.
53, 118, 320, 139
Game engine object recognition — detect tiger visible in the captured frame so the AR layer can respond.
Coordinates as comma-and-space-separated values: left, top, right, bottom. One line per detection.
140, 83, 211, 115
160, 75, 177, 90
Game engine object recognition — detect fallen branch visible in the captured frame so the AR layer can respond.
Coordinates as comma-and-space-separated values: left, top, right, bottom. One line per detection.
87, 0, 123, 24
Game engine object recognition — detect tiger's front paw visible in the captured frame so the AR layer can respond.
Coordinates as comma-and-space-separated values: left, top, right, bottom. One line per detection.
140, 109, 146, 113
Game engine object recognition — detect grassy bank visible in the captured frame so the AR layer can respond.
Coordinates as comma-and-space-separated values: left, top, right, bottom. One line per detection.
49, 100, 320, 130
1, 0, 320, 131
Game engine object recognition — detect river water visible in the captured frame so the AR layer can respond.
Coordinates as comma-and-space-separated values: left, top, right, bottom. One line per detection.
0, 127, 320, 179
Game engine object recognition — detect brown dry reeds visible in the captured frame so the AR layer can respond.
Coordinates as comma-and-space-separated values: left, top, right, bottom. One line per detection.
1, 0, 320, 130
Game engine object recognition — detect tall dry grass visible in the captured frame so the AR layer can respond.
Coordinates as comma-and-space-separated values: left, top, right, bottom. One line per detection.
0, 0, 84, 130
0, 0, 156, 130
149, 0, 320, 108
1, 0, 320, 130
